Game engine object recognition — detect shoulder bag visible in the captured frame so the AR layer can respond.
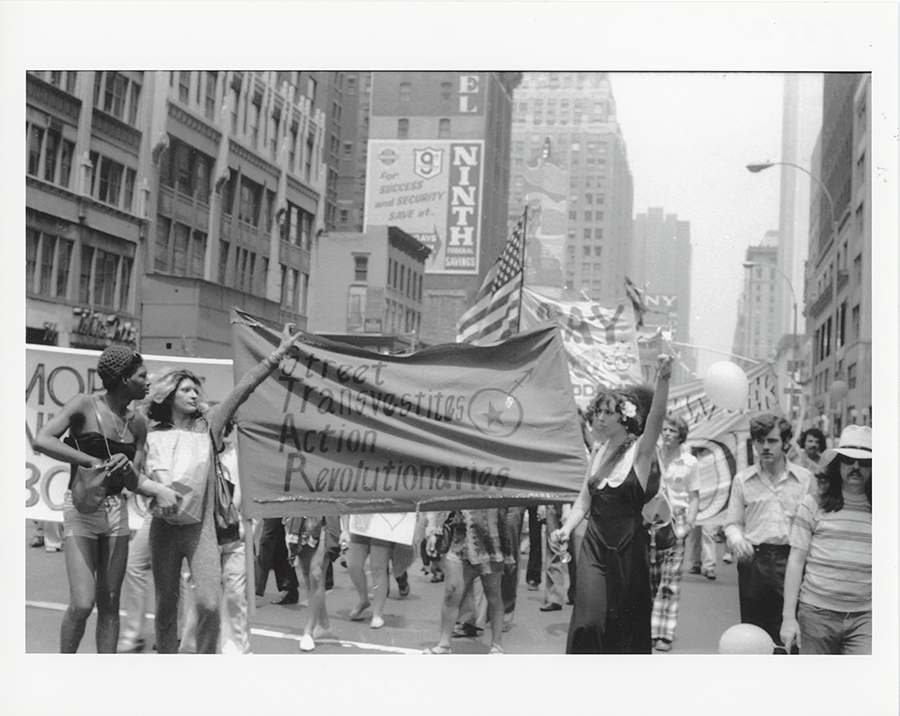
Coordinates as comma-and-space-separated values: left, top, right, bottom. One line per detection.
211, 435, 241, 545
70, 399, 114, 514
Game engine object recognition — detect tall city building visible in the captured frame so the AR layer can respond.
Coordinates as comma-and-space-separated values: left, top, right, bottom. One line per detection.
26, 70, 330, 357
508, 72, 634, 304
804, 73, 871, 434
331, 72, 521, 346
732, 231, 780, 362
631, 207, 695, 381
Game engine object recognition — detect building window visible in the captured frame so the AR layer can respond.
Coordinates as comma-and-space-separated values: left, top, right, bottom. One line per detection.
438, 118, 450, 138
339, 208, 349, 224
354, 255, 368, 282
342, 141, 354, 158
238, 177, 262, 225
178, 71, 191, 103
583, 229, 591, 240
218, 240, 229, 284
346, 76, 357, 95
347, 286, 365, 331
155, 217, 171, 271
397, 118, 409, 139
27, 125, 44, 176
306, 76, 317, 103
204, 72, 217, 120
298, 272, 309, 314
584, 211, 592, 222
249, 97, 261, 146
172, 223, 189, 275
118, 257, 132, 310
97, 157, 124, 206
399, 82, 411, 103
441, 82, 452, 101
305, 132, 314, 180
191, 230, 207, 278
93, 249, 120, 309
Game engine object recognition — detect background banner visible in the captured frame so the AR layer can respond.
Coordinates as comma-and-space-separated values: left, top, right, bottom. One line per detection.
231, 311, 587, 517
666, 361, 781, 524
25, 345, 233, 527
519, 288, 644, 407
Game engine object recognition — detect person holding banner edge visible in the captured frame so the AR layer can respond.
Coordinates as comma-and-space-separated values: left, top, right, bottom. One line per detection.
33, 345, 180, 653
550, 354, 673, 654
143, 323, 304, 654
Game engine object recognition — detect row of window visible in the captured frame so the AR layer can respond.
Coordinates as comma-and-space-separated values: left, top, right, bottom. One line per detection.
387, 257, 423, 300
155, 216, 207, 278
397, 118, 451, 139
28, 71, 78, 94
159, 136, 213, 204
397, 81, 454, 103
27, 122, 75, 189
89, 151, 138, 212
568, 210, 605, 222
27, 228, 133, 311
384, 299, 420, 335
94, 71, 142, 127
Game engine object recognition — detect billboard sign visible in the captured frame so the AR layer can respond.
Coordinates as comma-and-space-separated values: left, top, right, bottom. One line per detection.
365, 140, 484, 275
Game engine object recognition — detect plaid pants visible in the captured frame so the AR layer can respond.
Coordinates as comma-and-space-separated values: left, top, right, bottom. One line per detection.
649, 512, 687, 642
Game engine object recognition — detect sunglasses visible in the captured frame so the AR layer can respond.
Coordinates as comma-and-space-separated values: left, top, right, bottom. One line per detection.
839, 454, 872, 468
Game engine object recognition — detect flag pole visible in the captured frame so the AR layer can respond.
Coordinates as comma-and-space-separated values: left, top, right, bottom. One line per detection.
514, 206, 528, 335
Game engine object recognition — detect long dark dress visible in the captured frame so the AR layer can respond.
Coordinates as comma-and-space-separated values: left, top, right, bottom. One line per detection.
566, 458, 660, 654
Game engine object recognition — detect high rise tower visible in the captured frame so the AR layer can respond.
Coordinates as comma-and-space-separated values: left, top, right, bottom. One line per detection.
508, 72, 633, 304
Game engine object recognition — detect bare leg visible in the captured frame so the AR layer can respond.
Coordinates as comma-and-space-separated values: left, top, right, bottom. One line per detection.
346, 541, 370, 619
481, 570, 505, 651
431, 557, 473, 651
93, 535, 129, 653
368, 544, 391, 627
60, 535, 99, 653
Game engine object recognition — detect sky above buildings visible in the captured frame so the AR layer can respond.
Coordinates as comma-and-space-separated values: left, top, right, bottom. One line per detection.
610, 72, 824, 374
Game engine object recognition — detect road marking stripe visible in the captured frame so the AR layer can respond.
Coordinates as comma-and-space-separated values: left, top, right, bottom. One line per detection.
26, 600, 421, 655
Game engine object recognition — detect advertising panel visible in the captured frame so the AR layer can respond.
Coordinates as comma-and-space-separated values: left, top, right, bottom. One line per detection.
25, 345, 233, 527
365, 139, 484, 275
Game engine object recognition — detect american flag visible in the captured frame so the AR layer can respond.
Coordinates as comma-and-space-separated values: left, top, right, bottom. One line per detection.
456, 210, 527, 345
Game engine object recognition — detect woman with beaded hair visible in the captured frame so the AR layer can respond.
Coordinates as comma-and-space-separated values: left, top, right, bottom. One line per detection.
550, 355, 673, 653
34, 345, 180, 652
142, 323, 303, 653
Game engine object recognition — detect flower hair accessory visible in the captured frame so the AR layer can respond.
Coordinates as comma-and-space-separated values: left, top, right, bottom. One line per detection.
621, 400, 638, 419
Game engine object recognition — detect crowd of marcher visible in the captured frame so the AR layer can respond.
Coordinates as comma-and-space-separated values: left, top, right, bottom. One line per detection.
32, 339, 871, 656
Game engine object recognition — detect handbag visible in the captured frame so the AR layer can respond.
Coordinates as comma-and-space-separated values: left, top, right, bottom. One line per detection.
211, 436, 241, 545
433, 511, 463, 555
70, 400, 114, 514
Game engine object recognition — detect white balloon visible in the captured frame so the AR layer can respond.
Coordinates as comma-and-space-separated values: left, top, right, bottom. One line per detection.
718, 623, 775, 654
703, 361, 749, 411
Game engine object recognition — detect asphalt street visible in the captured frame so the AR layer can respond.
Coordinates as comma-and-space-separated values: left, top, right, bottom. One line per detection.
25, 522, 741, 655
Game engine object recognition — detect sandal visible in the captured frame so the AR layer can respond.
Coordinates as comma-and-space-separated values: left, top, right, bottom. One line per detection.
489, 644, 505, 654
423, 645, 452, 654
451, 623, 484, 638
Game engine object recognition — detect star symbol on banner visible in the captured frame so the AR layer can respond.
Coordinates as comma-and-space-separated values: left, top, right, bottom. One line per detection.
483, 401, 505, 427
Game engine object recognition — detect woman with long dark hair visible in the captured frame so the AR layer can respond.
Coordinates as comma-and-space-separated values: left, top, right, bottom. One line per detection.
143, 324, 302, 653
34, 345, 179, 652
781, 425, 872, 654
549, 354, 673, 653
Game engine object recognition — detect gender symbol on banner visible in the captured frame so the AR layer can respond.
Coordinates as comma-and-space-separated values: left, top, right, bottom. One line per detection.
467, 369, 532, 438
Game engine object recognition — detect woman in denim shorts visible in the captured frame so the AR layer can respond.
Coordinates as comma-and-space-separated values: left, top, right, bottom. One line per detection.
34, 345, 179, 652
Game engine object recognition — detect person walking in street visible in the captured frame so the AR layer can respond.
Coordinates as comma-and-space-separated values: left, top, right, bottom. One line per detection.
724, 413, 815, 652
549, 354, 673, 654
648, 413, 699, 651
33, 345, 179, 653
143, 323, 303, 653
781, 425, 872, 654
255, 517, 301, 605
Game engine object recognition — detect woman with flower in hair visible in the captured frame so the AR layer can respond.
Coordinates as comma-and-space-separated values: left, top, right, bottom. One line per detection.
143, 324, 303, 653
34, 345, 180, 652
550, 355, 673, 653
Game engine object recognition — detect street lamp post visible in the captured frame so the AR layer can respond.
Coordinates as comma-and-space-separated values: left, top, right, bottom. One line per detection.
747, 160, 842, 436
743, 261, 798, 337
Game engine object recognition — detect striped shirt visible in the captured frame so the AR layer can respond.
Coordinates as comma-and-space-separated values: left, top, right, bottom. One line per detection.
724, 460, 814, 546
790, 492, 872, 611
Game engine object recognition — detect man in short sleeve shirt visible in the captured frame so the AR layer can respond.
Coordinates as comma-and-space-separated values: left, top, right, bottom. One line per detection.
725, 414, 814, 650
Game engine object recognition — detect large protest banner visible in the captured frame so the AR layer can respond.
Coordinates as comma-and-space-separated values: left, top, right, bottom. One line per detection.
519, 287, 644, 407
666, 361, 780, 524
231, 311, 587, 517
25, 345, 233, 527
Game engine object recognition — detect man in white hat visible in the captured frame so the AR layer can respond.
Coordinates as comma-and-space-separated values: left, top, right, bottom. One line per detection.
780, 424, 872, 654
724, 413, 815, 651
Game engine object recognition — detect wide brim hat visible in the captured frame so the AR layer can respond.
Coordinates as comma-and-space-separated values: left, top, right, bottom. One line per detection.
833, 425, 872, 460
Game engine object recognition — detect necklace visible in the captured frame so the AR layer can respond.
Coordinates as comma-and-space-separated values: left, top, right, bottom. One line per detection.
103, 395, 132, 441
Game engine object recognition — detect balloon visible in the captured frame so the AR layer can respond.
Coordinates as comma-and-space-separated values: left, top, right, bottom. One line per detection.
703, 361, 749, 411
829, 379, 849, 401
718, 623, 775, 654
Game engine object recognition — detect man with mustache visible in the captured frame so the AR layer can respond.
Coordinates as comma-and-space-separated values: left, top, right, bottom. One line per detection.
724, 414, 815, 652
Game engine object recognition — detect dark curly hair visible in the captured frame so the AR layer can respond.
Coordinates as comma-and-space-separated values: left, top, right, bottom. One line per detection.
816, 454, 872, 512
584, 383, 654, 437
799, 427, 826, 453
749, 413, 793, 445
